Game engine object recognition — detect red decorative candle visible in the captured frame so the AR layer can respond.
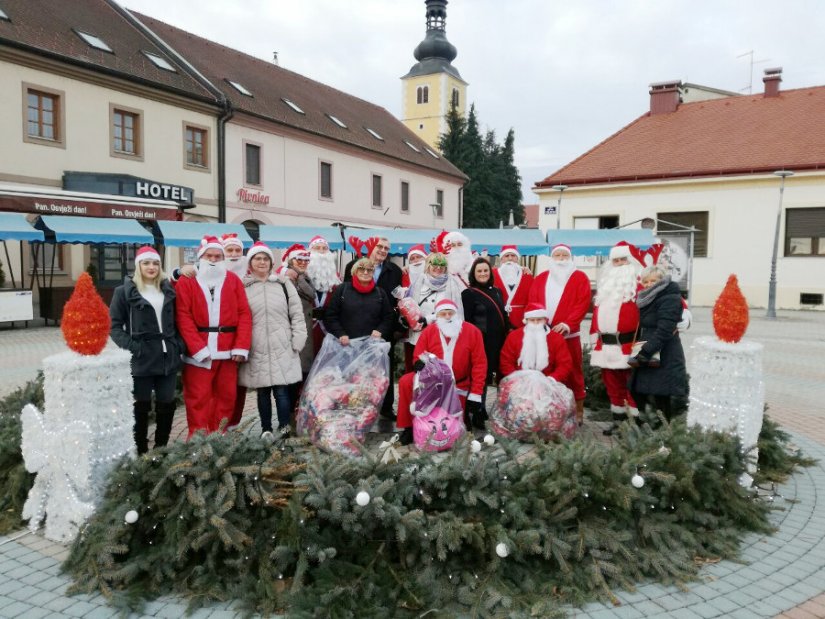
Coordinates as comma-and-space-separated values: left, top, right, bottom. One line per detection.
61, 272, 111, 355
712, 275, 749, 343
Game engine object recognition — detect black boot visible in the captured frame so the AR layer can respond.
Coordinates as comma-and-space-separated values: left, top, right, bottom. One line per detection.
133, 401, 151, 455
602, 411, 627, 436
472, 407, 488, 430
153, 400, 176, 448
398, 427, 414, 446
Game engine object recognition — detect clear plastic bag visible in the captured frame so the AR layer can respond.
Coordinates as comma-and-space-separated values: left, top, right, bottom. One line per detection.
393, 286, 423, 331
411, 354, 465, 451
492, 369, 577, 441
296, 334, 390, 456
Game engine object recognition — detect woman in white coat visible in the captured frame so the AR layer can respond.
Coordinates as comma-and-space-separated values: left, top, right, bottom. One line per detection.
238, 242, 307, 440
404, 252, 466, 349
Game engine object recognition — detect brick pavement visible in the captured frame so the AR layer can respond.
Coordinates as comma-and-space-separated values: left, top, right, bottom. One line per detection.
1, 307, 824, 618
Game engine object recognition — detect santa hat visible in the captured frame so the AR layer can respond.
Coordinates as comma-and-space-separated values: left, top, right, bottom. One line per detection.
134, 246, 160, 264
284, 243, 310, 262
408, 244, 428, 260
434, 298, 459, 314
523, 302, 549, 321
220, 233, 243, 250
609, 241, 632, 261
500, 245, 520, 259
197, 235, 224, 259
444, 230, 470, 248
550, 243, 572, 257
308, 235, 328, 249
246, 241, 273, 262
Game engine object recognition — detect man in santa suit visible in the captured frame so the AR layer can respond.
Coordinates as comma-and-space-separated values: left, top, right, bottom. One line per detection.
444, 230, 473, 283
176, 236, 252, 437
305, 235, 340, 353
499, 302, 573, 385
528, 243, 591, 423
493, 245, 534, 329
400, 244, 428, 289
589, 242, 641, 435
395, 298, 487, 444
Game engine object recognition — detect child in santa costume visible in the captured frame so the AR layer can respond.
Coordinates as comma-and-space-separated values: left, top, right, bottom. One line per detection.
175, 236, 252, 437
493, 244, 533, 329
589, 242, 641, 435
396, 298, 487, 444
528, 243, 591, 423
499, 302, 572, 385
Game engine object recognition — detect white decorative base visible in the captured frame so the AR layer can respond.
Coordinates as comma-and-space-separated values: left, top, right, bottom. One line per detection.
21, 348, 135, 543
687, 336, 764, 486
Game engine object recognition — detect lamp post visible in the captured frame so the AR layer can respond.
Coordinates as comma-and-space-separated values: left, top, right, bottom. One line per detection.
551, 184, 568, 229
767, 170, 794, 319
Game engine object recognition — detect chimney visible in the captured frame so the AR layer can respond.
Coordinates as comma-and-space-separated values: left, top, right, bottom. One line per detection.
763, 67, 782, 97
272, 51, 279, 66
649, 80, 682, 115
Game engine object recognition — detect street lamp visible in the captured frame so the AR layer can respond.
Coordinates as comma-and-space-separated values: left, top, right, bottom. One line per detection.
551, 184, 568, 229
767, 170, 794, 319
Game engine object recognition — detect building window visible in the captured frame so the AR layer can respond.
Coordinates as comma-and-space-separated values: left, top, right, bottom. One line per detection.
451, 87, 459, 108
785, 208, 825, 256
74, 29, 113, 53
245, 142, 261, 186
435, 189, 444, 218
23, 84, 65, 147
657, 211, 709, 257
143, 51, 176, 72
401, 181, 410, 213
574, 215, 619, 229
31, 244, 64, 272
372, 174, 382, 208
320, 161, 333, 199
110, 105, 142, 159
183, 123, 209, 170
417, 85, 429, 104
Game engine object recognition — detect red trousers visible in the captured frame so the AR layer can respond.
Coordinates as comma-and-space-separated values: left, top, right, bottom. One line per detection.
227, 386, 247, 428
566, 337, 585, 401
601, 368, 636, 410
397, 372, 466, 429
183, 360, 238, 437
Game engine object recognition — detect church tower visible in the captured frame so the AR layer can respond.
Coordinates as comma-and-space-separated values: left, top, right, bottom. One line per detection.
401, 0, 467, 151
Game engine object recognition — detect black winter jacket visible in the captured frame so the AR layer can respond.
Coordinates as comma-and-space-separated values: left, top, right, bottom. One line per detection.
461, 285, 508, 377
109, 278, 183, 377
323, 282, 395, 341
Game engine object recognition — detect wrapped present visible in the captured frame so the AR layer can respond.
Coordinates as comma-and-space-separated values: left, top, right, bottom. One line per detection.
492, 370, 577, 441
411, 354, 465, 451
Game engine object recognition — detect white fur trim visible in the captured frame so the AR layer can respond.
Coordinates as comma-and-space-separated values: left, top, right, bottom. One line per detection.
590, 345, 630, 370
609, 244, 631, 261
467, 393, 482, 402
610, 404, 627, 414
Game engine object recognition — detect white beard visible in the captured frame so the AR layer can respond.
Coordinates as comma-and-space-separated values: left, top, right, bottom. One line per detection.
436, 317, 462, 340
408, 261, 425, 283
447, 246, 473, 277
518, 323, 549, 371
197, 260, 227, 287
225, 257, 247, 277
549, 259, 576, 286
307, 250, 340, 292
498, 261, 522, 291
595, 263, 638, 306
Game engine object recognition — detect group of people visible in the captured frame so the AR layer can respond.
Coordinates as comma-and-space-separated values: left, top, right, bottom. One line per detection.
108, 228, 688, 454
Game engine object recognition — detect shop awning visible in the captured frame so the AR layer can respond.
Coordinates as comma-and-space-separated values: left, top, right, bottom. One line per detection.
546, 229, 656, 256
258, 225, 345, 251
0, 213, 43, 242
349, 227, 550, 255
154, 221, 253, 248
35, 215, 154, 244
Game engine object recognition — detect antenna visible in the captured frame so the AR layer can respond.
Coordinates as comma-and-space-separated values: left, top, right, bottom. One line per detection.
736, 50, 769, 94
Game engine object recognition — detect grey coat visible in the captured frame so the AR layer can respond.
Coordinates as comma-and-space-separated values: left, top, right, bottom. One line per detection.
238, 276, 307, 388
292, 273, 316, 373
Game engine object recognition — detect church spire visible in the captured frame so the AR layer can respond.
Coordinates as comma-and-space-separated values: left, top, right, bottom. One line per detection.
404, 0, 462, 80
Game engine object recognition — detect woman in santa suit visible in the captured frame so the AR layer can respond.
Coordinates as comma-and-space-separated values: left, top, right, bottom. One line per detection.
499, 302, 572, 386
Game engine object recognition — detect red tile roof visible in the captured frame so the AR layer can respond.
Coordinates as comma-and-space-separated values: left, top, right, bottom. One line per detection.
522, 204, 539, 228
536, 86, 825, 187
132, 12, 467, 181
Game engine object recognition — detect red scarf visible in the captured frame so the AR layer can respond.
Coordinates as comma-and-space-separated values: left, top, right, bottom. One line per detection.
351, 277, 376, 294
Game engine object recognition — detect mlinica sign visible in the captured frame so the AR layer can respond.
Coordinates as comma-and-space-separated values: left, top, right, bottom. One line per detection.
63, 172, 195, 207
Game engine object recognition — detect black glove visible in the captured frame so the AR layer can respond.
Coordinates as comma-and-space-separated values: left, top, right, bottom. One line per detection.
311, 307, 325, 320
413, 359, 426, 372
465, 400, 481, 418
399, 314, 410, 329
418, 316, 427, 326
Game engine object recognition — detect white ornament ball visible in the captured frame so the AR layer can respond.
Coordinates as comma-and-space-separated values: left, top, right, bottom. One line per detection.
495, 543, 509, 558
470, 440, 482, 453
355, 491, 371, 507
483, 434, 495, 446
631, 474, 645, 489
124, 510, 139, 524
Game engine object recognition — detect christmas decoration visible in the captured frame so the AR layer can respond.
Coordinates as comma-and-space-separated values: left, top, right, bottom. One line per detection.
631, 474, 645, 489
495, 542, 509, 558
124, 510, 139, 524
61, 273, 111, 355
411, 355, 465, 452
492, 370, 577, 441
355, 491, 371, 507
483, 434, 495, 446
470, 439, 482, 453
712, 275, 749, 343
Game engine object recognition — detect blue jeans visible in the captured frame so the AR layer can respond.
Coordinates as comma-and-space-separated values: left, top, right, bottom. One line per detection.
257, 385, 293, 432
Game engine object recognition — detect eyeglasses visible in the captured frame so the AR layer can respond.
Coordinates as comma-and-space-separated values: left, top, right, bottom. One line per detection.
356, 266, 375, 273
375, 244, 390, 251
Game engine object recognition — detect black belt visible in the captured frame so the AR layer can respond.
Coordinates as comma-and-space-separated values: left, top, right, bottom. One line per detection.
601, 332, 635, 345
197, 326, 237, 333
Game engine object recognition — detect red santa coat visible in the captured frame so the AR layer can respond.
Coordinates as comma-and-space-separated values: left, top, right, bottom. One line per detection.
413, 321, 487, 398
499, 327, 573, 385
528, 270, 591, 335
493, 268, 534, 328
589, 300, 640, 370
176, 272, 252, 365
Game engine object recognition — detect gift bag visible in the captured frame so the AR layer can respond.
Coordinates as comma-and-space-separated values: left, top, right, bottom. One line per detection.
296, 334, 390, 456
411, 354, 465, 451
492, 370, 577, 441
392, 286, 423, 330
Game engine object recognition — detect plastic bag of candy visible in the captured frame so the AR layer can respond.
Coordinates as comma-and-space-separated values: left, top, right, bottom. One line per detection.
411, 354, 465, 451
492, 370, 577, 441
392, 286, 423, 330
296, 334, 390, 456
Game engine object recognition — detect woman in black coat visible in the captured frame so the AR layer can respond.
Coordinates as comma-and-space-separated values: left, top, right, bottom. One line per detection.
627, 265, 687, 421
323, 258, 395, 344
109, 247, 182, 454
461, 257, 509, 426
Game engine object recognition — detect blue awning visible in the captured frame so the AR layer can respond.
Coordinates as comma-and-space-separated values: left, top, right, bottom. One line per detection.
35, 215, 153, 244
546, 229, 656, 256
258, 225, 345, 251
349, 227, 550, 256
155, 221, 253, 248
0, 213, 43, 242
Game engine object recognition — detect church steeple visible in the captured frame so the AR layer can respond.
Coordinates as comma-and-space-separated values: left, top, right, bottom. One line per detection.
413, 0, 458, 66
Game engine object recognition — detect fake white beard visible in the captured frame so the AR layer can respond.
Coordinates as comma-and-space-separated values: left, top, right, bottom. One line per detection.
197, 259, 227, 287
225, 257, 247, 277
307, 250, 340, 292
498, 261, 522, 289
549, 258, 576, 286
447, 247, 473, 277
408, 261, 425, 281
595, 263, 638, 306
436, 316, 463, 339
518, 323, 549, 371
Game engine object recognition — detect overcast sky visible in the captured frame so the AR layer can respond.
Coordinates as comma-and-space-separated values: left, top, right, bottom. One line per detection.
124, 0, 825, 202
